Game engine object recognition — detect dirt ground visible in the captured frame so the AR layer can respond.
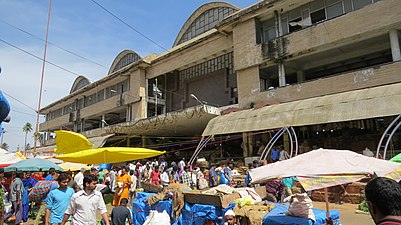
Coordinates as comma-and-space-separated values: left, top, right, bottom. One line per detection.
6, 201, 374, 225
313, 202, 374, 225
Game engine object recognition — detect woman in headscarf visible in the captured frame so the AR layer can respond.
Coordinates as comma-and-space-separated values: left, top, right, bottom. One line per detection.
113, 167, 131, 206
21, 172, 37, 222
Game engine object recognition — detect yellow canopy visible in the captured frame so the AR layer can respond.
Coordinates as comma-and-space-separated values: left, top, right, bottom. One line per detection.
58, 162, 91, 171
55, 130, 93, 154
55, 147, 165, 164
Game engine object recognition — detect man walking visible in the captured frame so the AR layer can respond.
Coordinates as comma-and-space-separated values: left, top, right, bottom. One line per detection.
45, 173, 74, 225
110, 198, 132, 225
61, 174, 110, 225
10, 172, 24, 225
74, 168, 85, 191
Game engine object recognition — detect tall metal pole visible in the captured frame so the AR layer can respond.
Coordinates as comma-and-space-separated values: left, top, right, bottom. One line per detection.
33, 0, 53, 157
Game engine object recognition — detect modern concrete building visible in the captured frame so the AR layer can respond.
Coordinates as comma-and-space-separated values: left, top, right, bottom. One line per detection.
38, 0, 401, 161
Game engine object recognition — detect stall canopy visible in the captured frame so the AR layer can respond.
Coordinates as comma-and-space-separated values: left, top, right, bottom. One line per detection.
0, 151, 26, 168
249, 148, 401, 191
390, 152, 401, 163
202, 83, 401, 136
5, 158, 63, 172
54, 130, 93, 154
56, 147, 165, 164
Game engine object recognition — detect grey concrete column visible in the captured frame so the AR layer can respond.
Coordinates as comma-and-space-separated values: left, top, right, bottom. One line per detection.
390, 29, 401, 61
297, 71, 305, 83
278, 62, 286, 87
101, 115, 106, 128
126, 104, 131, 122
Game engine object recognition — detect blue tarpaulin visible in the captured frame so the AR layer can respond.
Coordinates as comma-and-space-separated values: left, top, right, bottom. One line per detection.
263, 203, 341, 225
132, 192, 228, 225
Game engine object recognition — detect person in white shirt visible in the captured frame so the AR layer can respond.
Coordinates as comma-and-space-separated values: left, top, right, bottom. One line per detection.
160, 168, 170, 187
74, 168, 85, 191
61, 174, 110, 225
178, 158, 186, 171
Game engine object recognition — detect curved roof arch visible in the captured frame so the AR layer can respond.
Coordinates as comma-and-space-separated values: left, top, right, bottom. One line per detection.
70, 76, 91, 94
173, 2, 239, 47
108, 50, 142, 75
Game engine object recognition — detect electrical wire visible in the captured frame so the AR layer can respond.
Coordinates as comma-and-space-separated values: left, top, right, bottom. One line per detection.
90, 0, 168, 52
0, 19, 107, 69
2, 91, 37, 112
0, 37, 84, 78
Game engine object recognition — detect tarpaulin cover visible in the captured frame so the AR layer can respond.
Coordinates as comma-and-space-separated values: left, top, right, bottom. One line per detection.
263, 203, 340, 225
132, 192, 227, 225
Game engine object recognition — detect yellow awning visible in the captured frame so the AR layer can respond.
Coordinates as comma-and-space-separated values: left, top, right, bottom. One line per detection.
56, 147, 165, 164
203, 83, 401, 136
55, 130, 93, 154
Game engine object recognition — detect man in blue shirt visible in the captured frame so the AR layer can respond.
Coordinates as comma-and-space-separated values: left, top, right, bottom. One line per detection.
45, 168, 57, 181
45, 173, 74, 225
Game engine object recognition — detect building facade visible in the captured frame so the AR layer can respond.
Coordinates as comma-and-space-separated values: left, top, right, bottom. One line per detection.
38, 0, 401, 161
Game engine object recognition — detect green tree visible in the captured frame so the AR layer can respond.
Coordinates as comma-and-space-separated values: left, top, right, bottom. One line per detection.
22, 122, 33, 151
1, 142, 9, 150
33, 132, 44, 146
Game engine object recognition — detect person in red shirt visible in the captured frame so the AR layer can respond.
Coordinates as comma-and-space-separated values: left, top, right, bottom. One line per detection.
150, 167, 161, 185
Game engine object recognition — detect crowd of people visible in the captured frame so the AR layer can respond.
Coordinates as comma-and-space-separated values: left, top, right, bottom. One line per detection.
0, 156, 400, 225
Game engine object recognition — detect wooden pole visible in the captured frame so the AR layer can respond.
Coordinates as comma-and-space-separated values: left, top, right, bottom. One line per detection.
324, 188, 334, 225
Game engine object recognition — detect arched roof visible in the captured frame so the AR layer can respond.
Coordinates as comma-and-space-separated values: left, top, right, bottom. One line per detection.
108, 50, 142, 75
70, 76, 91, 94
173, 2, 239, 47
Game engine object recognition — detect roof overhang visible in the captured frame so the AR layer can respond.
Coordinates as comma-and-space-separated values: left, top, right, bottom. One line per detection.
202, 83, 401, 136
105, 105, 220, 137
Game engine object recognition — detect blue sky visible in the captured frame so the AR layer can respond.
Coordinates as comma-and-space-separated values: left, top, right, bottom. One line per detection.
0, 0, 258, 151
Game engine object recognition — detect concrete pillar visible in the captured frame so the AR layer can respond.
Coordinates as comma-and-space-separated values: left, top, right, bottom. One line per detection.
141, 135, 146, 147
283, 132, 290, 152
242, 133, 249, 157
390, 29, 401, 61
101, 115, 106, 128
278, 62, 286, 87
297, 71, 305, 83
126, 104, 131, 122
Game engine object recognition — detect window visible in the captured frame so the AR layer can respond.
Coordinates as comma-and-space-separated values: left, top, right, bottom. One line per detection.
353, 0, 372, 10
310, 8, 326, 23
326, 1, 343, 19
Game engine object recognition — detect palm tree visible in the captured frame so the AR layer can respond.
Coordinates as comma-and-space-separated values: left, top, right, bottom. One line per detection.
1, 142, 9, 151
33, 132, 44, 147
22, 122, 33, 153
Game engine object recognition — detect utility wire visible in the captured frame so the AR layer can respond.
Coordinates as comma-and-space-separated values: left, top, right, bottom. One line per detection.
90, 0, 168, 52
0, 37, 83, 78
11, 109, 39, 117
2, 91, 37, 112
0, 19, 107, 69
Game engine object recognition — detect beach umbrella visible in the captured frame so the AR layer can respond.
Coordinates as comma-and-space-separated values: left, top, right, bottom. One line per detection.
58, 162, 91, 171
56, 147, 165, 164
54, 130, 93, 154
5, 158, 63, 172
390, 152, 401, 163
249, 148, 401, 223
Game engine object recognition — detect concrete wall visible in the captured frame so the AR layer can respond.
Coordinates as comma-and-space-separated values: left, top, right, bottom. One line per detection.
130, 69, 147, 119
233, 18, 263, 71
236, 66, 260, 108
39, 114, 70, 131
280, 0, 401, 59
239, 61, 401, 108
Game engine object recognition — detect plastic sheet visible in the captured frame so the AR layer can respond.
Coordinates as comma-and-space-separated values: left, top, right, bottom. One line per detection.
262, 203, 341, 225
132, 192, 231, 225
